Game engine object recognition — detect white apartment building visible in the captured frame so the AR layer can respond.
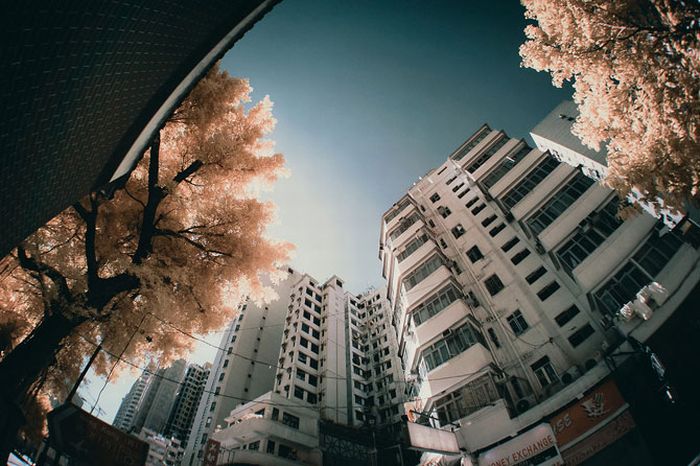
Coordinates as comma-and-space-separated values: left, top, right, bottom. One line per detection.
183, 269, 302, 466
380, 124, 700, 464
138, 427, 186, 466
113, 371, 151, 432
206, 272, 407, 466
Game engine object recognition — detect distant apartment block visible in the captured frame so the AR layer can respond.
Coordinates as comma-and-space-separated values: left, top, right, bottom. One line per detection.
379, 123, 700, 464
165, 363, 212, 444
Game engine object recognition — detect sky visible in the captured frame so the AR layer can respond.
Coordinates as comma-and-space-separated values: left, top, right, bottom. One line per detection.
84, 0, 572, 423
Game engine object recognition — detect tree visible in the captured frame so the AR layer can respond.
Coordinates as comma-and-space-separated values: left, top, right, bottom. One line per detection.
520, 0, 700, 214
0, 63, 293, 453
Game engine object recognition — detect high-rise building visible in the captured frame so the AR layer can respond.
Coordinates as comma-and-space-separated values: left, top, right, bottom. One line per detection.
165, 363, 212, 443
114, 371, 151, 432
379, 124, 700, 464
183, 269, 302, 465
132, 359, 187, 435
530, 100, 700, 229
205, 273, 407, 466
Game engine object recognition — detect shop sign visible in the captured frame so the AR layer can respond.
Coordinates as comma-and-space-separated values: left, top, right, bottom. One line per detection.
549, 379, 626, 447
561, 410, 636, 465
478, 423, 563, 466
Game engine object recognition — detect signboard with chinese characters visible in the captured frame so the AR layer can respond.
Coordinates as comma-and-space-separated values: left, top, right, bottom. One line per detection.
203, 439, 221, 466
478, 423, 563, 466
560, 410, 636, 465
47, 403, 148, 466
549, 379, 627, 447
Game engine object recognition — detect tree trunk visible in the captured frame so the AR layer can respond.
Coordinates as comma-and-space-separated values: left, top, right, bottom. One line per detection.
0, 312, 82, 462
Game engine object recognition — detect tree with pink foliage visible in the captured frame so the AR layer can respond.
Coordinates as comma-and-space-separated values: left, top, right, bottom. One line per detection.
0, 63, 293, 453
520, 0, 700, 213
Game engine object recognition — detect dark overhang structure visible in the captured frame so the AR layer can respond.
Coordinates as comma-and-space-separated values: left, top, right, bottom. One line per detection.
0, 0, 281, 257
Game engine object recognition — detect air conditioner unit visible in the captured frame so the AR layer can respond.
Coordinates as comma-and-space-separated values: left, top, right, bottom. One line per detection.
561, 366, 582, 385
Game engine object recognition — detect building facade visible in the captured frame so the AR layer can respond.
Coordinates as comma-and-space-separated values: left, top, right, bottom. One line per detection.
379, 124, 700, 464
165, 363, 212, 444
114, 371, 152, 432
207, 272, 407, 466
133, 359, 188, 435
183, 269, 302, 465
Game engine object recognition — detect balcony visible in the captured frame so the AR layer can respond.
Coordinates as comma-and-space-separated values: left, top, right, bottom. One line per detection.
414, 300, 472, 347
214, 417, 318, 449
406, 265, 453, 306
391, 217, 425, 249
418, 343, 493, 399
510, 164, 574, 221
396, 238, 437, 276
217, 449, 312, 466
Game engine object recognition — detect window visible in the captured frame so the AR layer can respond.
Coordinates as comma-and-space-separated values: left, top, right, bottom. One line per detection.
471, 203, 486, 215
248, 441, 260, 451
465, 197, 479, 208
452, 128, 490, 161
385, 198, 411, 223
308, 374, 318, 386
526, 266, 547, 284
446, 176, 457, 185
307, 393, 317, 404
632, 226, 683, 276
267, 440, 276, 454
278, 444, 294, 459
403, 254, 444, 290
296, 369, 306, 381
555, 305, 580, 327
489, 223, 506, 237
466, 245, 484, 263
457, 187, 471, 199
484, 274, 505, 296
556, 198, 623, 270
282, 412, 300, 429
501, 236, 520, 252
568, 324, 595, 347
209, 402, 216, 412
293, 386, 305, 399
487, 328, 501, 348
527, 173, 595, 235
452, 182, 465, 193
537, 281, 561, 301
510, 248, 531, 265
297, 352, 307, 364
435, 375, 500, 426
482, 144, 531, 188
466, 136, 509, 173
531, 356, 558, 387
388, 212, 421, 241
501, 156, 560, 209
309, 358, 318, 369
397, 234, 430, 262
430, 193, 441, 203
412, 285, 461, 326
507, 310, 529, 336
421, 323, 484, 371
438, 206, 452, 218
452, 224, 466, 238
481, 214, 497, 227
222, 359, 229, 368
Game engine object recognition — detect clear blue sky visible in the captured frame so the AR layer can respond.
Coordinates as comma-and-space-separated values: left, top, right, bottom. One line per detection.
87, 0, 571, 422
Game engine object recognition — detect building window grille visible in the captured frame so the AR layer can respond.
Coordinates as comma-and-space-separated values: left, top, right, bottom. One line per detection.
452, 128, 490, 161
481, 214, 497, 227
452, 224, 466, 238
501, 236, 520, 252
421, 323, 485, 371
568, 324, 595, 347
510, 248, 531, 265
385, 198, 411, 223
282, 412, 300, 429
537, 281, 561, 301
388, 212, 421, 241
466, 245, 484, 263
435, 375, 499, 426
471, 203, 486, 215
526, 266, 547, 284
429, 193, 441, 203
501, 156, 560, 209
531, 356, 559, 388
412, 285, 461, 326
403, 254, 444, 290
482, 144, 531, 189
507, 310, 529, 336
555, 305, 580, 327
527, 172, 595, 235
489, 223, 506, 237
466, 136, 509, 173
484, 274, 505, 296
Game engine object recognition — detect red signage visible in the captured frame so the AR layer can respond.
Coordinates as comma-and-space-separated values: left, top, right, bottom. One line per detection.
203, 438, 221, 466
47, 403, 148, 466
549, 379, 626, 447
561, 410, 636, 465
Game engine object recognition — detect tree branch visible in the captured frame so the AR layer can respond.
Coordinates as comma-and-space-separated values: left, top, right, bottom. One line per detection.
153, 228, 231, 260
16, 246, 71, 301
